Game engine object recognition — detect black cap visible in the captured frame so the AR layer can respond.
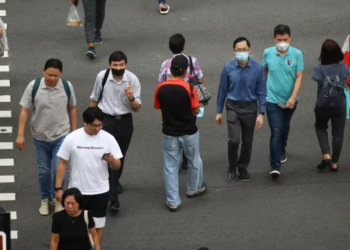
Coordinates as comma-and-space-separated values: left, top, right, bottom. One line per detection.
171, 55, 189, 71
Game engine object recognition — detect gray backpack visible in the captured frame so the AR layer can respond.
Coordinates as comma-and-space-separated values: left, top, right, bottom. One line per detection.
318, 64, 344, 108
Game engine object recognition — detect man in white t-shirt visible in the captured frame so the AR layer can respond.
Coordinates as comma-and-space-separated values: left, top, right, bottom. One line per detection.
55, 107, 123, 246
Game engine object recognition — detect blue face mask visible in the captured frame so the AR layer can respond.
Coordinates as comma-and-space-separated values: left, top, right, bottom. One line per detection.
235, 52, 249, 62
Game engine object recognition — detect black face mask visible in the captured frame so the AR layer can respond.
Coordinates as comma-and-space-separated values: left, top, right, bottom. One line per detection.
111, 68, 125, 77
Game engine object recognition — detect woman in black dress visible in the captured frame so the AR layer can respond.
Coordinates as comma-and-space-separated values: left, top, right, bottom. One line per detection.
50, 188, 100, 250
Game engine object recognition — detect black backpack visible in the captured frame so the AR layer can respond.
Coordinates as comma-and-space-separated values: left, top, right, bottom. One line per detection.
317, 64, 345, 108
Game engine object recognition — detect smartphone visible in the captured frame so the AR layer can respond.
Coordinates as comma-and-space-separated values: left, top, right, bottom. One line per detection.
102, 153, 111, 159
278, 103, 287, 109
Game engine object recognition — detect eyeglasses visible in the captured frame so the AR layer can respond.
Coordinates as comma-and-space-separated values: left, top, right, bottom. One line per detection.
88, 123, 103, 129
235, 48, 250, 52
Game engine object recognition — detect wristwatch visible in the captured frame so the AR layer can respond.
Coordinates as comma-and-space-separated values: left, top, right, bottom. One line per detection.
55, 187, 62, 191
129, 96, 135, 102
259, 112, 265, 115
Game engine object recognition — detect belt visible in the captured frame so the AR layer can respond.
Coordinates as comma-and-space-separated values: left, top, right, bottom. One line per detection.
103, 113, 131, 120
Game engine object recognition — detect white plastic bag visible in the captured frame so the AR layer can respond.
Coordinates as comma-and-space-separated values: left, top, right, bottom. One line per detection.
66, 5, 81, 26
0, 17, 8, 51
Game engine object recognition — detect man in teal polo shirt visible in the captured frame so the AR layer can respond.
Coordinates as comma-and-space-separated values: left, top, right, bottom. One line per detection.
263, 24, 304, 178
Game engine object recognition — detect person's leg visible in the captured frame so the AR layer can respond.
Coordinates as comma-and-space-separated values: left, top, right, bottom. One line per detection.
226, 100, 241, 174
33, 138, 52, 214
181, 131, 204, 196
314, 107, 331, 157
94, 0, 106, 44
266, 102, 284, 172
51, 135, 67, 199
161, 134, 181, 207
237, 102, 257, 169
330, 106, 346, 165
281, 102, 298, 156
82, 0, 96, 56
89, 192, 108, 246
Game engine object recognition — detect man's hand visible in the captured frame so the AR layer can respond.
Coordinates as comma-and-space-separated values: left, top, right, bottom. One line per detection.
286, 97, 296, 109
216, 114, 223, 126
55, 190, 63, 202
15, 135, 25, 151
124, 82, 133, 100
256, 114, 264, 129
102, 154, 115, 163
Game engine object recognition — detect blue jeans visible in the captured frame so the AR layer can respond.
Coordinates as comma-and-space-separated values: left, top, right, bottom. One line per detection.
158, 0, 166, 4
33, 136, 67, 200
161, 131, 204, 207
266, 102, 297, 170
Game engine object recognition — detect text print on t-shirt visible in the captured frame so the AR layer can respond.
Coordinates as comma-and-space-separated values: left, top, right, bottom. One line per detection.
77, 146, 104, 150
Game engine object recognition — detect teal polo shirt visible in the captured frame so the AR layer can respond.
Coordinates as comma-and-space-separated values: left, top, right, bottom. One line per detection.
263, 46, 304, 104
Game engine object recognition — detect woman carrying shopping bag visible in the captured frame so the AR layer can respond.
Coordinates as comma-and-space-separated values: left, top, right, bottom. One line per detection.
311, 39, 350, 172
50, 188, 100, 250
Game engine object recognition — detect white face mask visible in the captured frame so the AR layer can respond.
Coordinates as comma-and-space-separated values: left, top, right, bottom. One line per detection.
276, 42, 289, 52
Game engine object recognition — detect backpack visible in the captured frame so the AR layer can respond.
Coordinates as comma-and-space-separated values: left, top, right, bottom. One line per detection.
32, 77, 71, 104
317, 64, 345, 109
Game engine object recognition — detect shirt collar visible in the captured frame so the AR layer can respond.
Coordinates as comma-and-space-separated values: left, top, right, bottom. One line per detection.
275, 46, 291, 56
233, 58, 252, 68
108, 69, 128, 84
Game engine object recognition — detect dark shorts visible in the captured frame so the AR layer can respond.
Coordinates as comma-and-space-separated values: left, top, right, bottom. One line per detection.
81, 191, 109, 218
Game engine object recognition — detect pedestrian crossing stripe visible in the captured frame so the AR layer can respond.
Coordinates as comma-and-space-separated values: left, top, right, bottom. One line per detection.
0, 10, 6, 16
0, 159, 14, 166
0, 111, 11, 117
0, 80, 10, 86
10, 231, 18, 240
0, 127, 12, 134
0, 142, 13, 149
10, 211, 17, 220
0, 175, 14, 183
0, 95, 10, 102
0, 0, 5, 3
0, 65, 9, 71
0, 193, 15, 201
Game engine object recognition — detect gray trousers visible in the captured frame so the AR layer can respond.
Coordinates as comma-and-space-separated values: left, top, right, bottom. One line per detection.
226, 100, 257, 169
82, 0, 107, 43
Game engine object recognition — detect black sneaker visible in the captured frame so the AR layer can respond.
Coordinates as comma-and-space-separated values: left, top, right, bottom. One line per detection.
281, 151, 287, 163
109, 201, 120, 212
226, 169, 236, 183
186, 183, 207, 198
165, 201, 178, 212
94, 31, 103, 45
182, 157, 188, 170
238, 168, 250, 182
316, 159, 331, 170
269, 170, 280, 178
86, 46, 96, 58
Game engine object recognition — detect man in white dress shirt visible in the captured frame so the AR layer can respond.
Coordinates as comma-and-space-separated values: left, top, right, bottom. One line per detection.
90, 51, 141, 212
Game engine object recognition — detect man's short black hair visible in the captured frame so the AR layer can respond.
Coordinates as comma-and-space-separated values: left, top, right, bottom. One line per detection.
169, 33, 185, 54
233, 37, 251, 49
44, 59, 63, 72
61, 187, 84, 209
274, 24, 291, 36
318, 39, 344, 65
83, 107, 104, 124
109, 51, 128, 64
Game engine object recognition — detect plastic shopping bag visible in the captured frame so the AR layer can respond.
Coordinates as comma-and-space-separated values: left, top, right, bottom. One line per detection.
66, 5, 81, 26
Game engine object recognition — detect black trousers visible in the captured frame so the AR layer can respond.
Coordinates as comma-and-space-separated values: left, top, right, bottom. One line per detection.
315, 105, 346, 163
226, 100, 257, 169
102, 113, 133, 202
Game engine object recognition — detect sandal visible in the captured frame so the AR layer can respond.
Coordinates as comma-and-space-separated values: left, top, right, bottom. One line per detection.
159, 4, 170, 15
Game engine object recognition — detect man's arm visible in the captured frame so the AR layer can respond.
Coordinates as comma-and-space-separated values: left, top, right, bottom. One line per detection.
90, 101, 98, 107
68, 106, 77, 131
192, 107, 199, 115
89, 228, 100, 250
263, 67, 268, 79
15, 107, 30, 151
55, 158, 68, 202
286, 71, 303, 109
103, 154, 121, 170
129, 98, 141, 112
50, 234, 59, 250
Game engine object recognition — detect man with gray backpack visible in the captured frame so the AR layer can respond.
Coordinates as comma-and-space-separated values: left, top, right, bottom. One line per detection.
15, 59, 77, 215
311, 39, 350, 172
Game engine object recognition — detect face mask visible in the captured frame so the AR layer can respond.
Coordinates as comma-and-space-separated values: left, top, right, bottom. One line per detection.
235, 52, 249, 62
112, 68, 125, 77
276, 42, 289, 52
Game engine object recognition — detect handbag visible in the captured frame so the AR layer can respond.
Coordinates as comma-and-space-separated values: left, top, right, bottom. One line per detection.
188, 56, 211, 103
343, 35, 350, 85
84, 210, 94, 250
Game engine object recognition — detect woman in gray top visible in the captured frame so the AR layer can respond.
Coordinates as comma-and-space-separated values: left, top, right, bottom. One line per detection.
311, 39, 349, 172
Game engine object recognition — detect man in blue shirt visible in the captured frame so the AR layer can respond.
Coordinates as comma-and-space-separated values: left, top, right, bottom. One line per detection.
263, 24, 304, 178
216, 37, 267, 182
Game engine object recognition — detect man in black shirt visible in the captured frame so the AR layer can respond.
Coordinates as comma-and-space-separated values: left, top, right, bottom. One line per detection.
154, 55, 207, 212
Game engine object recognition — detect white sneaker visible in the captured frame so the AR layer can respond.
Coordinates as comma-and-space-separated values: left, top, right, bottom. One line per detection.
53, 198, 64, 213
39, 199, 49, 215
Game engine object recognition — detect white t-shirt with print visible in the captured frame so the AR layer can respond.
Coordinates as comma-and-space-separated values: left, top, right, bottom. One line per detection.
57, 128, 123, 195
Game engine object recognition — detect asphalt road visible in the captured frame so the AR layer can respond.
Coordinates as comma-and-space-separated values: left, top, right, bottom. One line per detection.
1, 0, 350, 249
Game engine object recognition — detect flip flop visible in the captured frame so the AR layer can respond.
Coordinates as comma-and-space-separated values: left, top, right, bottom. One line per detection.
159, 4, 170, 15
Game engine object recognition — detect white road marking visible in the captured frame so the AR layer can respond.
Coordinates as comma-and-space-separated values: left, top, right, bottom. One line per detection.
0, 65, 9, 71
0, 126, 12, 133
0, 159, 14, 166
0, 111, 11, 117
0, 80, 10, 86
0, 0, 6, 3
0, 10, 6, 16
0, 175, 14, 183
10, 211, 17, 220
0, 95, 10, 102
0, 193, 15, 201
10, 231, 18, 239
4, 23, 6, 29
3, 51, 8, 57
0, 142, 13, 149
